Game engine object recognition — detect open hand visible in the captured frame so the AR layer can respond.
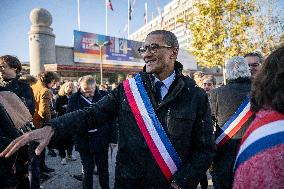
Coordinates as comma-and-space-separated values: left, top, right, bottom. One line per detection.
0, 126, 54, 158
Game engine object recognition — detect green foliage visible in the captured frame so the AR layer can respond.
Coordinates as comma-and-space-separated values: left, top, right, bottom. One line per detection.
186, 0, 256, 68
249, 0, 284, 56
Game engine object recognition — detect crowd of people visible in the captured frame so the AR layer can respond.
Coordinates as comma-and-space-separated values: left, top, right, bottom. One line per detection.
0, 56, 118, 189
0, 30, 283, 189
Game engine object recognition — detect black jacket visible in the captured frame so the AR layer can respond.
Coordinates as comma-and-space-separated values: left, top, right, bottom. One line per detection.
55, 95, 69, 116
209, 77, 253, 188
0, 77, 35, 115
66, 88, 118, 154
50, 62, 216, 188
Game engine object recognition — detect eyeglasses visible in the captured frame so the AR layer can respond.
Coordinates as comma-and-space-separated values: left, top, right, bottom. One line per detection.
248, 62, 260, 68
138, 43, 172, 54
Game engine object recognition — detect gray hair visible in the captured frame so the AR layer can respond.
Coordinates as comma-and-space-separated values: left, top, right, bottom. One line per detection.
147, 30, 179, 48
225, 56, 251, 80
79, 75, 96, 86
202, 75, 216, 85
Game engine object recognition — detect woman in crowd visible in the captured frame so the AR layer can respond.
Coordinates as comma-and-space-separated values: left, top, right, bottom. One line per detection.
233, 47, 284, 189
55, 81, 77, 165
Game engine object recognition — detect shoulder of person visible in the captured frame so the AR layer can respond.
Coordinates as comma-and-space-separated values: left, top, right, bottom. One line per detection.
69, 92, 80, 100
99, 90, 108, 97
17, 79, 32, 89
181, 75, 200, 92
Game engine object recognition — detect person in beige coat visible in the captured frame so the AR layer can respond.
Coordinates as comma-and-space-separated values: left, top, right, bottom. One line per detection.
32, 72, 59, 129
31, 71, 59, 181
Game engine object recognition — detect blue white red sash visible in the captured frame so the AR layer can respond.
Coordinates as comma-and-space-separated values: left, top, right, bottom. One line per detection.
234, 112, 284, 171
123, 74, 182, 180
215, 96, 253, 147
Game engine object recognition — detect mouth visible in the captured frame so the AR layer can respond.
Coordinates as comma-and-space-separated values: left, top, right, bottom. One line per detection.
145, 59, 157, 65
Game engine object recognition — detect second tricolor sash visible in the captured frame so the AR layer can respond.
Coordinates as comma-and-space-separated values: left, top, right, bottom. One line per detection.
123, 74, 182, 180
215, 96, 253, 147
234, 111, 284, 172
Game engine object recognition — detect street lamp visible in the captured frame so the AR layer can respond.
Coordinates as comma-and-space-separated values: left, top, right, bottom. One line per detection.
93, 41, 111, 85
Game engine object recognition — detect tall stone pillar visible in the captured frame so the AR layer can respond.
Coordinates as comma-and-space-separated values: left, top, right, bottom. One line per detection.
29, 8, 56, 76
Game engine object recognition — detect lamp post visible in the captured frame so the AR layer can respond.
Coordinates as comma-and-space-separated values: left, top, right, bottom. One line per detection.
93, 41, 111, 85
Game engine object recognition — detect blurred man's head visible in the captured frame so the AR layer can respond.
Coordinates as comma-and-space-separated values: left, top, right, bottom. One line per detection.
38, 71, 60, 89
225, 56, 251, 80
193, 71, 204, 87
79, 75, 96, 98
0, 55, 22, 80
139, 30, 179, 80
244, 52, 264, 79
202, 75, 216, 93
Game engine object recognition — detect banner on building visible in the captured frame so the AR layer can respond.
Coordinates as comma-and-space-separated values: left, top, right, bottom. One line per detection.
73, 30, 144, 66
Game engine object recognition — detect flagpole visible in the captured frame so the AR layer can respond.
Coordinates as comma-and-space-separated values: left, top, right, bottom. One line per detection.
105, 0, 108, 35
128, 0, 130, 39
145, 2, 148, 24
77, 0, 80, 30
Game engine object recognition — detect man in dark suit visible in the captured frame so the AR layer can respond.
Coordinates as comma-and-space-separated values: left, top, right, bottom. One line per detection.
67, 75, 117, 189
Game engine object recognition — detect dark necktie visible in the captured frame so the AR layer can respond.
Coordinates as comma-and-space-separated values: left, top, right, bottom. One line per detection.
155, 81, 163, 103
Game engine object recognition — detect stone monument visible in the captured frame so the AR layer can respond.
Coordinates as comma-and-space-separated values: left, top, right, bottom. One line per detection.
29, 8, 56, 76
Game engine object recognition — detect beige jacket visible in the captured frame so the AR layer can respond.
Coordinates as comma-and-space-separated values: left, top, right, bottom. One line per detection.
32, 81, 52, 128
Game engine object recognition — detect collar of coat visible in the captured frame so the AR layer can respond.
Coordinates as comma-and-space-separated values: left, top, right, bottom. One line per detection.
227, 77, 251, 85
139, 61, 196, 109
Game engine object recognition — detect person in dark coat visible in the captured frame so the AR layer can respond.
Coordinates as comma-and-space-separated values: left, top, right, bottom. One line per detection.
67, 75, 117, 189
1, 30, 216, 189
55, 81, 77, 165
0, 55, 35, 189
0, 55, 35, 115
209, 56, 254, 189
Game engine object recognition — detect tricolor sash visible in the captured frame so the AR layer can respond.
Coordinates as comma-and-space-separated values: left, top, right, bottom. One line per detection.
123, 74, 182, 180
234, 111, 284, 171
215, 96, 253, 147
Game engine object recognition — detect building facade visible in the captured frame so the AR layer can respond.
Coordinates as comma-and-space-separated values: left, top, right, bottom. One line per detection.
129, 0, 194, 50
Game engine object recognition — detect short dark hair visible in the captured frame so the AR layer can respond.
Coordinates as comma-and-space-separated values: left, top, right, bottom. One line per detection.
0, 55, 22, 74
147, 30, 179, 48
38, 71, 60, 85
244, 52, 264, 64
250, 47, 284, 113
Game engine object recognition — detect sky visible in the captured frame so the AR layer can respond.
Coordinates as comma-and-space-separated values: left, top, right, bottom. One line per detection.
0, 0, 171, 61
1, 0, 283, 62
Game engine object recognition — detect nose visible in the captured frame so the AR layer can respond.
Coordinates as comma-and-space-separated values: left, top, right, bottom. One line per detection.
142, 48, 153, 59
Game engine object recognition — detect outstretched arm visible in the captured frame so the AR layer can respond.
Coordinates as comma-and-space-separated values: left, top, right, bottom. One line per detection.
0, 126, 54, 157
1, 86, 120, 158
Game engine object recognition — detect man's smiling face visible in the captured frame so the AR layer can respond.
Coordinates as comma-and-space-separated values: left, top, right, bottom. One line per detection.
142, 34, 176, 80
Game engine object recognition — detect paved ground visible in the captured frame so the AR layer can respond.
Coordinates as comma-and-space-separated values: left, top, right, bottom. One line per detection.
42, 148, 213, 189
42, 149, 117, 189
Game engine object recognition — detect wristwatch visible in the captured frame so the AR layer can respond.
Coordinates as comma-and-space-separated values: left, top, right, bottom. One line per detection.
171, 180, 182, 189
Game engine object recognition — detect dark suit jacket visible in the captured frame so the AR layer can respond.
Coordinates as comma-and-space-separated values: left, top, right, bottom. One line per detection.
66, 88, 118, 153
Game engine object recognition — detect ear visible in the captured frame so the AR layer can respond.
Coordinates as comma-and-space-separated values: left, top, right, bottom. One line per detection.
170, 47, 179, 59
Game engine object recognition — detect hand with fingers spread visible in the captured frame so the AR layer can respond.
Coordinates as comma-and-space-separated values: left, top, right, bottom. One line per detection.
0, 126, 54, 158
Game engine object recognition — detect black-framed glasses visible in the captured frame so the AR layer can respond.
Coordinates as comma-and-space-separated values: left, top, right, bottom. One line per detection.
248, 62, 260, 68
138, 43, 172, 54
